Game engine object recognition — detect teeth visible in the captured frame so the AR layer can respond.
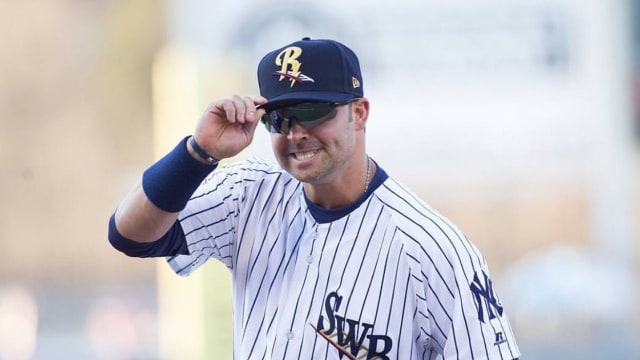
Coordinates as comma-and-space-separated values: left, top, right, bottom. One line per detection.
294, 151, 316, 160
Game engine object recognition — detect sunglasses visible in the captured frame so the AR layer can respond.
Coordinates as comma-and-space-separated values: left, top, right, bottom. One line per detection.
260, 102, 349, 135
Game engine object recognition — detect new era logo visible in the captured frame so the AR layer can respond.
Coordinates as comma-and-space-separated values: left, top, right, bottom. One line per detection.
352, 77, 360, 89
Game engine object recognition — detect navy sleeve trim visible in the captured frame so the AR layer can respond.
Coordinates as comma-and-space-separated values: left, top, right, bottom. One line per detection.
108, 213, 189, 257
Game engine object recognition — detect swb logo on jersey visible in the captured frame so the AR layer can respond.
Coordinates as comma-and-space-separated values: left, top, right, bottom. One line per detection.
469, 270, 504, 322
311, 291, 393, 359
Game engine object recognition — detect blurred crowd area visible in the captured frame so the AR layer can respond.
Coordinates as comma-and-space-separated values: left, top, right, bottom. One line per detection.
0, 0, 639, 359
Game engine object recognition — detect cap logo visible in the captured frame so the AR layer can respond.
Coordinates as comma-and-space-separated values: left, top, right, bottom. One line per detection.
273, 46, 315, 88
352, 77, 360, 89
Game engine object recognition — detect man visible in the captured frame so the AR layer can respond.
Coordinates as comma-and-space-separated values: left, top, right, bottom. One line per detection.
109, 37, 520, 359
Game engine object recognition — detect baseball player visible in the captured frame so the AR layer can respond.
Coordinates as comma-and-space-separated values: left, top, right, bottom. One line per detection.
109, 37, 520, 359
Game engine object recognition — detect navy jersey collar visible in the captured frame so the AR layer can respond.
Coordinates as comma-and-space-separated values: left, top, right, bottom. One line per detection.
304, 162, 388, 224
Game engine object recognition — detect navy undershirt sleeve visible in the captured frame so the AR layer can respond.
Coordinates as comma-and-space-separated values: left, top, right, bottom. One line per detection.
108, 213, 189, 257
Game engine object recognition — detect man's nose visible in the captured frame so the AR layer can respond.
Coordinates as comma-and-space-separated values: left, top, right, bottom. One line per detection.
286, 119, 309, 141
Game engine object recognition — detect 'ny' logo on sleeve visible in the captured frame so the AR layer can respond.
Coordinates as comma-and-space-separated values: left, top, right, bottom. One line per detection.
469, 270, 504, 322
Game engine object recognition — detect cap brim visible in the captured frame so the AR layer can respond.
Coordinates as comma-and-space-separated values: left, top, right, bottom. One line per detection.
259, 91, 357, 111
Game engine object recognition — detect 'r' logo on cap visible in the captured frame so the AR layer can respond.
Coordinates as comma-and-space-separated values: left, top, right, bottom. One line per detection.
273, 46, 315, 88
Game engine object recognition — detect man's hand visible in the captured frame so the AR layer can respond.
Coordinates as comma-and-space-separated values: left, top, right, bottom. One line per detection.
190, 95, 267, 161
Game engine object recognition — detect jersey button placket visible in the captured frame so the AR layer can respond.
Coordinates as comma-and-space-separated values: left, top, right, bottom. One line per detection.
276, 223, 315, 353
306, 224, 319, 265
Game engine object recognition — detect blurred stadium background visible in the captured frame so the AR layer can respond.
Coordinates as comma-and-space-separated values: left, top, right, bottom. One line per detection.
0, 0, 638, 358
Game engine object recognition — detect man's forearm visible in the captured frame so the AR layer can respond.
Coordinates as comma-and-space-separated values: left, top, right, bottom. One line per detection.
114, 181, 179, 243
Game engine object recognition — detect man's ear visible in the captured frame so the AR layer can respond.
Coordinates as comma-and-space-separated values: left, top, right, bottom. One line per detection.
351, 98, 370, 131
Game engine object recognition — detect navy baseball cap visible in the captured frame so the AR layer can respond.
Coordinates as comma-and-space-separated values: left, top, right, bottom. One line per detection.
257, 37, 364, 111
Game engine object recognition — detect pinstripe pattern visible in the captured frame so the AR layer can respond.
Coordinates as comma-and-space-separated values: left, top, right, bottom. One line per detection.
168, 158, 520, 359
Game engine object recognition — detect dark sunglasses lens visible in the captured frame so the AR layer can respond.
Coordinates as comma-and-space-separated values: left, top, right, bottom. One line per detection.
261, 103, 338, 134
285, 103, 334, 122
261, 112, 287, 134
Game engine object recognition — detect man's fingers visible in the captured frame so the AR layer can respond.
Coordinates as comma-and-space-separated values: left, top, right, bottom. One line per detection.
252, 95, 268, 106
223, 95, 264, 124
241, 96, 257, 123
221, 98, 238, 124
209, 95, 267, 125
252, 96, 268, 120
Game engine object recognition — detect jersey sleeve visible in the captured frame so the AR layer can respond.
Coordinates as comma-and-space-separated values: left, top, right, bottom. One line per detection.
167, 161, 247, 276
409, 225, 520, 360
441, 262, 520, 359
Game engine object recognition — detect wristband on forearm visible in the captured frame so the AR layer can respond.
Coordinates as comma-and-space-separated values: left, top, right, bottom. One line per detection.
142, 136, 217, 212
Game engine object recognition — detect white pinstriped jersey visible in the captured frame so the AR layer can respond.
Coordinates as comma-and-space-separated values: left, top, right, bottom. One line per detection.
168, 159, 520, 360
